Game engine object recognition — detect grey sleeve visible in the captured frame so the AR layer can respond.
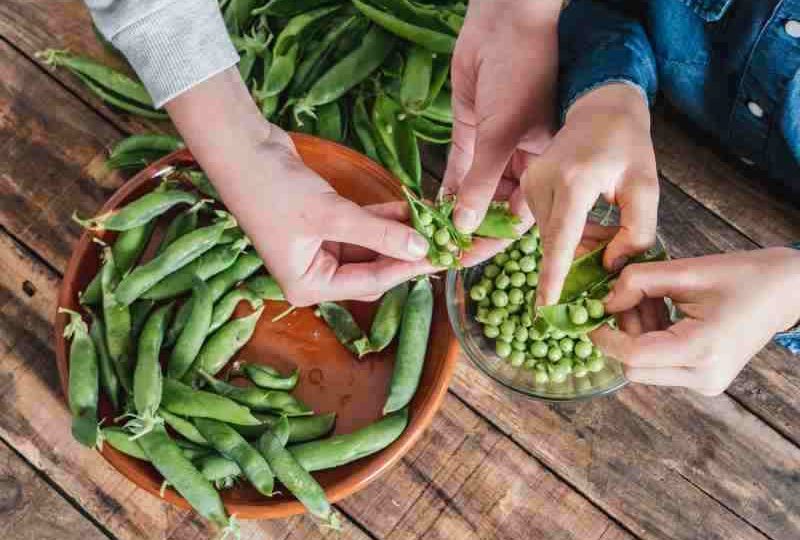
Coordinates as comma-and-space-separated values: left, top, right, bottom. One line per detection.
85, 0, 239, 108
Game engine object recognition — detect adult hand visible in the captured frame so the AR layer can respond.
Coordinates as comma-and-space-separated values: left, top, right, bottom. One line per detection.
443, 0, 561, 246
591, 249, 800, 396
523, 83, 659, 307
167, 68, 432, 306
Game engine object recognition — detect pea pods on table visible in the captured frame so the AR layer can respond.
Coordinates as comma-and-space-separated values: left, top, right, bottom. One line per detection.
155, 199, 207, 255
352, 282, 409, 357
168, 277, 213, 379
233, 412, 336, 443
194, 418, 276, 497
290, 408, 408, 471
196, 454, 242, 489
88, 310, 120, 411
384, 278, 433, 414
198, 370, 311, 416
102, 427, 148, 460
73, 188, 197, 231
59, 308, 100, 448
159, 408, 209, 446
100, 247, 133, 392
258, 417, 339, 528
207, 287, 263, 335
400, 44, 433, 113
161, 378, 261, 426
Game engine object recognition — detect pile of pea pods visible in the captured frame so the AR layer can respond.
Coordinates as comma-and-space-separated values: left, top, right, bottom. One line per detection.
41, 0, 466, 198
62, 176, 443, 532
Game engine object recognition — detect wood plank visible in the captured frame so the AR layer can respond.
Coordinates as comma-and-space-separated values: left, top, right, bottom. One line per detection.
0, 0, 171, 136
0, 440, 108, 540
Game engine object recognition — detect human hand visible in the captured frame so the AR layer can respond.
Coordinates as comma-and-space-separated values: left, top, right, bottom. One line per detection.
166, 68, 432, 306
443, 0, 561, 249
591, 248, 800, 396
522, 83, 659, 307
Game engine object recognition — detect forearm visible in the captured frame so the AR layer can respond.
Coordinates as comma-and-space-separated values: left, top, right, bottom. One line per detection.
467, 0, 562, 29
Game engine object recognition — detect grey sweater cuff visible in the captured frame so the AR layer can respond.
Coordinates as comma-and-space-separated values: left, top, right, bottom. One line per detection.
92, 0, 239, 108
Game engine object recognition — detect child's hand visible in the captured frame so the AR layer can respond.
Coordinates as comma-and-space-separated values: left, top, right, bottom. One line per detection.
591, 249, 800, 395
522, 83, 659, 307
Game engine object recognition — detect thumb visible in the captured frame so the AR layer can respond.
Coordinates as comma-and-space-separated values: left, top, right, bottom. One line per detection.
604, 259, 697, 313
322, 198, 429, 261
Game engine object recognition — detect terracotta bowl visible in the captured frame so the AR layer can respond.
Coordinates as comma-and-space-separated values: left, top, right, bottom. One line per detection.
54, 133, 458, 520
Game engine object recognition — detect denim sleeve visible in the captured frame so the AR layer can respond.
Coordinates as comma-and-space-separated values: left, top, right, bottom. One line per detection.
558, 0, 658, 122
773, 242, 800, 354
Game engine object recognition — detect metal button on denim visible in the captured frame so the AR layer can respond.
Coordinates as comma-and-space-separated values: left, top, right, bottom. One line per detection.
785, 20, 800, 38
747, 101, 764, 118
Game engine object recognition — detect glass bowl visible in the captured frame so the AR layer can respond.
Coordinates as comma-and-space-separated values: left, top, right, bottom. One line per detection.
445, 202, 667, 402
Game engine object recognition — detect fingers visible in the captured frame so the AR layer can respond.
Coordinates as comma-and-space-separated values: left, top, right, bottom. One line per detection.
509, 184, 535, 235
321, 197, 428, 262
363, 201, 411, 222
624, 366, 696, 388
442, 95, 476, 196
460, 237, 514, 267
590, 318, 705, 368
603, 260, 700, 313
604, 176, 659, 271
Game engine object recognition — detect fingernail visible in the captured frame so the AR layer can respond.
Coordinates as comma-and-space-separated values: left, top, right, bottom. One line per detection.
610, 256, 628, 273
454, 208, 479, 233
408, 233, 429, 259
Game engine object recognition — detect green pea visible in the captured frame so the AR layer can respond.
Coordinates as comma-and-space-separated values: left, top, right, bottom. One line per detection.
470, 286, 487, 301
526, 272, 539, 287
497, 333, 513, 343
510, 272, 526, 288
504, 260, 520, 274
530, 341, 548, 358
520, 312, 533, 327
524, 358, 538, 369
549, 367, 568, 384
508, 350, 525, 367
500, 319, 516, 335
508, 288, 524, 305
534, 370, 549, 384
477, 306, 489, 320
530, 327, 545, 341
514, 327, 528, 342
531, 225, 540, 238
478, 277, 493, 290
478, 297, 492, 308
551, 329, 567, 340
590, 347, 603, 360
586, 299, 605, 319
557, 357, 573, 373
573, 362, 588, 378
418, 211, 433, 226
437, 252, 455, 267
484, 264, 501, 278
574, 341, 593, 359
579, 334, 592, 343
519, 256, 537, 273
525, 290, 535, 303
587, 356, 605, 372
547, 346, 563, 362
484, 325, 500, 339
509, 249, 522, 260
422, 224, 435, 237
486, 309, 506, 326
518, 235, 538, 254
493, 252, 509, 265
491, 290, 509, 308
507, 303, 522, 315
508, 314, 520, 325
512, 340, 527, 352
496, 341, 512, 358
495, 274, 510, 290
559, 338, 574, 354
568, 304, 590, 325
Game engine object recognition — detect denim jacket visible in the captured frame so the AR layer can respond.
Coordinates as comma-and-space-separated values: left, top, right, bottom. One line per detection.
559, 0, 800, 352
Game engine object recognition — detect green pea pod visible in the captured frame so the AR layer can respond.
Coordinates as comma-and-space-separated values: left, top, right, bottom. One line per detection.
536, 283, 614, 336
233, 412, 336, 443
239, 363, 298, 391
224, 0, 262, 35
366, 0, 463, 35
160, 409, 209, 446
315, 101, 344, 142
290, 408, 408, 471
208, 288, 264, 335
474, 202, 521, 240
155, 200, 208, 255
352, 282, 409, 357
410, 115, 451, 144
137, 426, 231, 529
59, 308, 100, 448
198, 370, 311, 416
420, 51, 450, 110
233, 27, 269, 81
80, 220, 156, 305
258, 418, 339, 528
129, 299, 155, 344
352, 93, 381, 162
420, 89, 452, 124
105, 150, 169, 172
73, 72, 167, 119
245, 275, 285, 301
142, 240, 248, 301
183, 170, 221, 201
168, 277, 214, 379
351, 0, 455, 53
290, 106, 318, 134
196, 455, 242, 489
187, 307, 264, 382
88, 311, 120, 411
102, 427, 148, 460
195, 418, 276, 497
254, 0, 341, 17
161, 378, 261, 425
372, 93, 420, 193
109, 134, 184, 159
400, 44, 434, 113
73, 189, 198, 231
383, 278, 433, 414
318, 302, 365, 353
114, 213, 234, 306
99, 248, 133, 392
299, 25, 396, 108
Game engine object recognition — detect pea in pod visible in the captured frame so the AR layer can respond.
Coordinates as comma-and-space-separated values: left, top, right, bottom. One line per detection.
88, 310, 120, 411
196, 454, 242, 489
198, 370, 311, 416
208, 287, 264, 335
155, 199, 208, 255
400, 44, 434, 113
99, 248, 133, 391
352, 0, 456, 53
258, 417, 340, 528
244, 274, 284, 301
73, 188, 198, 231
182, 170, 221, 202
315, 101, 344, 143
161, 378, 261, 426
318, 301, 365, 353
187, 306, 264, 382
352, 282, 409, 357
237, 363, 299, 391
159, 409, 209, 446
372, 92, 421, 193
352, 92, 381, 163
59, 308, 100, 448
410, 115, 451, 144
102, 427, 148, 460
168, 277, 214, 379
383, 278, 433, 414
473, 202, 521, 240
233, 412, 336, 443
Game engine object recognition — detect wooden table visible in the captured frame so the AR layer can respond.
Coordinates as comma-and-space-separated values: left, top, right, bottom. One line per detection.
3, 3, 800, 540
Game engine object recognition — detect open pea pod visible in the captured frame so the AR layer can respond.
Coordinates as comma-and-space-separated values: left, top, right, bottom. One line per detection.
536, 282, 614, 335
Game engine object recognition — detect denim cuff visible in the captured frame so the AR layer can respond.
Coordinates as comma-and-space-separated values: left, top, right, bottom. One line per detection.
560, 79, 652, 125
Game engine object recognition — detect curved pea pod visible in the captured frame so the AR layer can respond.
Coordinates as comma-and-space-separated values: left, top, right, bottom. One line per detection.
142, 240, 248, 301
366, 0, 463, 35
420, 89, 452, 125
137, 426, 230, 529
410, 115, 451, 144
238, 363, 298, 391
60, 308, 100, 448
473, 202, 521, 240
160, 409, 209, 446
196, 454, 242, 490
114, 213, 235, 306
88, 311, 120, 411
290, 408, 408, 471
420, 52, 450, 110
99, 248, 133, 392
315, 101, 344, 143
194, 418, 276, 497
352, 282, 409, 358
187, 306, 264, 381
182, 170, 221, 201
299, 25, 397, 108
208, 288, 264, 335
223, 0, 261, 35
155, 199, 208, 255
254, 0, 341, 17
161, 378, 261, 425
130, 299, 155, 344
164, 274, 212, 380
352, 93, 381, 163
318, 302, 365, 353
245, 275, 284, 301
536, 289, 613, 336
198, 370, 311, 416
233, 27, 269, 81
258, 418, 340, 529
352, 0, 455, 53
400, 44, 434, 113
557, 245, 610, 304
102, 427, 148, 460
383, 278, 433, 414
233, 412, 336, 443
109, 134, 184, 160
73, 189, 198, 231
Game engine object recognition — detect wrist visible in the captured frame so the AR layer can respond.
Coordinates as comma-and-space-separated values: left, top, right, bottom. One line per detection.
470, 0, 562, 26
773, 247, 800, 331
565, 83, 651, 132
